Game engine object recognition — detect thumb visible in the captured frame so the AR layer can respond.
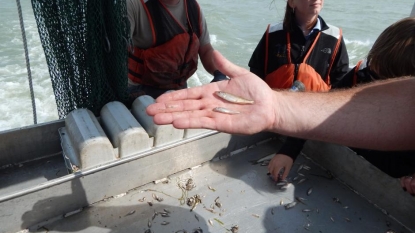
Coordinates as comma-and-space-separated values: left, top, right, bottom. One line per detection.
212, 50, 248, 79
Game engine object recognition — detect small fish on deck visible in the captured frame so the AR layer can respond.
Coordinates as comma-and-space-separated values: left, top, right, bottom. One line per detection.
215, 91, 254, 105
285, 201, 297, 210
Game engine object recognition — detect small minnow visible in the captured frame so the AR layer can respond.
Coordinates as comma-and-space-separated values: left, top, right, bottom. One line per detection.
297, 178, 307, 184
215, 91, 254, 104
124, 210, 135, 216
296, 197, 307, 205
213, 107, 240, 115
307, 187, 313, 196
208, 185, 216, 191
285, 201, 297, 209
148, 219, 152, 228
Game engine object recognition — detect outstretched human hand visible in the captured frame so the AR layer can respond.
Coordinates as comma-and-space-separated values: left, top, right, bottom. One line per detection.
400, 174, 415, 195
146, 50, 277, 135
268, 154, 294, 181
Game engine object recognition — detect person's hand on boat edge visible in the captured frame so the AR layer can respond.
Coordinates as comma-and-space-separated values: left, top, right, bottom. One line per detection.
400, 174, 415, 195
146, 50, 278, 135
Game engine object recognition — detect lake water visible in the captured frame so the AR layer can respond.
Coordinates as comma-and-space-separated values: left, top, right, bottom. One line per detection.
0, 0, 413, 131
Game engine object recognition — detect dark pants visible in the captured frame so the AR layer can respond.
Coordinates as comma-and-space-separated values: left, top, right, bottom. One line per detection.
351, 148, 415, 178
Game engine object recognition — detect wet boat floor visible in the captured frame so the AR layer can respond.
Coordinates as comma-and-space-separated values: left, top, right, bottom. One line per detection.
32, 143, 410, 233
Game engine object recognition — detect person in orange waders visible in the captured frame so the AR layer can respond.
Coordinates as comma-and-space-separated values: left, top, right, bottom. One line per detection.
334, 17, 415, 196
127, 0, 228, 103
248, 0, 350, 183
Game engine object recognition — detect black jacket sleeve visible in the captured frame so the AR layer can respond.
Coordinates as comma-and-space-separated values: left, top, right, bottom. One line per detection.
332, 66, 377, 90
277, 136, 306, 161
328, 37, 350, 87
332, 66, 355, 89
248, 31, 267, 79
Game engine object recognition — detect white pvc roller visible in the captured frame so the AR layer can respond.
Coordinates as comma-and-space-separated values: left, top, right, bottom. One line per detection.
64, 109, 116, 169
100, 101, 152, 157
131, 95, 184, 147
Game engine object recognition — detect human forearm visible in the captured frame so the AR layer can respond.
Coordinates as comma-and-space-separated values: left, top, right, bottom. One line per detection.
271, 78, 415, 150
199, 43, 216, 74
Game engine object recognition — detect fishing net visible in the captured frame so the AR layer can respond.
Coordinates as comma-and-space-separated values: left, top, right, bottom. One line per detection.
31, 0, 130, 118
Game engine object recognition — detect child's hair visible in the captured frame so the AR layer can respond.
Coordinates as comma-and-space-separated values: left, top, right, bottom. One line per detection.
367, 17, 415, 79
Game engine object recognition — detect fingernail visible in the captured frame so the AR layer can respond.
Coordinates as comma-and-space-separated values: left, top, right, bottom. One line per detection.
403, 187, 407, 192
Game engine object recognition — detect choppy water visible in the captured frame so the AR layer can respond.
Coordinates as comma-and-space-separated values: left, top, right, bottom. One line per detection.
0, 0, 413, 131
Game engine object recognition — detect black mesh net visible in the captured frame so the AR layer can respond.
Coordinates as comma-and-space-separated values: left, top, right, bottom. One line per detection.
31, 0, 130, 118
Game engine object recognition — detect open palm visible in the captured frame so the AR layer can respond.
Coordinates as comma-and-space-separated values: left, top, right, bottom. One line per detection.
146, 50, 277, 135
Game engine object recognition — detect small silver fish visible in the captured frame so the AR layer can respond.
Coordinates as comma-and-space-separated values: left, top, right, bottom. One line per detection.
215, 91, 254, 105
124, 210, 135, 216
296, 197, 307, 205
285, 201, 297, 209
213, 107, 240, 115
148, 219, 152, 228
161, 213, 170, 217
208, 185, 216, 192
297, 178, 307, 184
307, 187, 313, 196
297, 164, 304, 173
276, 181, 288, 186
303, 165, 311, 170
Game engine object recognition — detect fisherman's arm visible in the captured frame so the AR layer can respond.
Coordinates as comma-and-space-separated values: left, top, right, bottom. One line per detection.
272, 77, 415, 150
